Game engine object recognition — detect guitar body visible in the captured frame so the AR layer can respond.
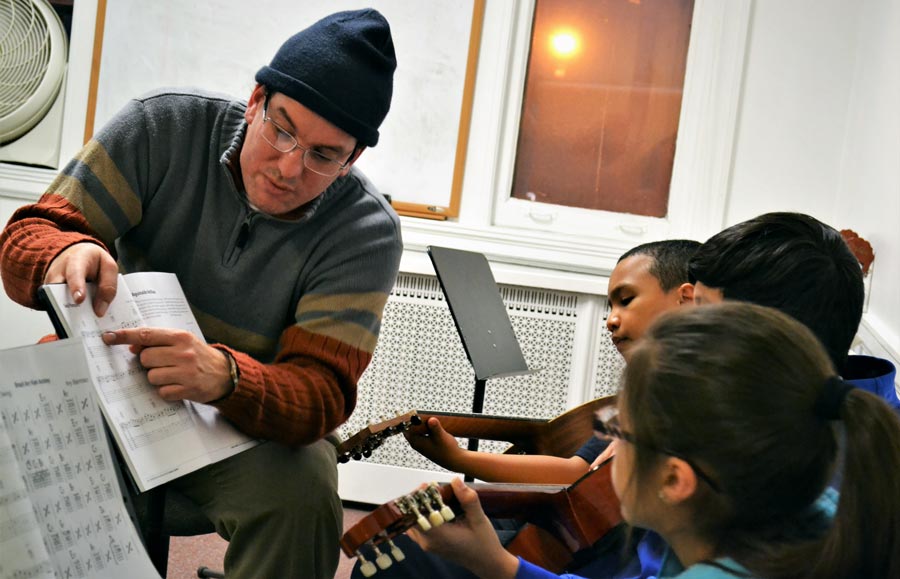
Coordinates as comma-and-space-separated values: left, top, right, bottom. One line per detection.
505, 526, 573, 573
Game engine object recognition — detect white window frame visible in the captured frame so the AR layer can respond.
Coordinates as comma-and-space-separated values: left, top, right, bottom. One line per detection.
400, 0, 751, 279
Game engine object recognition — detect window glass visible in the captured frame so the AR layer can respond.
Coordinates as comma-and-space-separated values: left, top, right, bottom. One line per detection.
511, 0, 694, 218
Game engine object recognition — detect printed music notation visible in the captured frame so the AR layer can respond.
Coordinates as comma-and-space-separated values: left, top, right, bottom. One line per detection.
0, 339, 161, 579
39, 272, 259, 492
121, 406, 193, 450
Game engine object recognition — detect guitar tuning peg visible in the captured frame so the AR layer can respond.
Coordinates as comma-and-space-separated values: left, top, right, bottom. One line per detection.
337, 453, 350, 464
355, 551, 377, 577
417, 485, 444, 528
424, 483, 455, 527
427, 485, 456, 522
410, 414, 423, 426
362, 449, 372, 458
427, 507, 445, 528
387, 539, 405, 562
372, 545, 392, 570
407, 501, 431, 531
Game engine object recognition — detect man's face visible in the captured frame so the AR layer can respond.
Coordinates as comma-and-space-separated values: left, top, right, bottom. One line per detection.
606, 255, 689, 361
691, 281, 725, 306
240, 86, 359, 217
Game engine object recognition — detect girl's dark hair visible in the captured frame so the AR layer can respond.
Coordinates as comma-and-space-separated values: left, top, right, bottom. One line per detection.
623, 303, 900, 579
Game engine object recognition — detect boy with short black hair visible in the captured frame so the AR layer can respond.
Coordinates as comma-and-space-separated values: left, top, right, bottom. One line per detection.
688, 212, 897, 409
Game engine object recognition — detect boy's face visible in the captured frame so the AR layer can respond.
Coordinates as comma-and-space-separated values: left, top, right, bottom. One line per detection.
606, 255, 689, 361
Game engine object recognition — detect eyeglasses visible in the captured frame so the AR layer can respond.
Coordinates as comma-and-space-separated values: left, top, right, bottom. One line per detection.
260, 96, 353, 177
594, 407, 722, 492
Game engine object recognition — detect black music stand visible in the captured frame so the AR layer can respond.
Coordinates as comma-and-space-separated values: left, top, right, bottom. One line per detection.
427, 246, 532, 455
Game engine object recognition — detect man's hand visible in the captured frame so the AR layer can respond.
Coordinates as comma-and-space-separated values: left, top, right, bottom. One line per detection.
102, 327, 235, 403
403, 417, 464, 470
408, 478, 520, 579
44, 243, 118, 317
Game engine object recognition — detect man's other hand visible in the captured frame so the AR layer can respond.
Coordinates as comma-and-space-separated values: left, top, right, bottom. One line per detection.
44, 243, 118, 317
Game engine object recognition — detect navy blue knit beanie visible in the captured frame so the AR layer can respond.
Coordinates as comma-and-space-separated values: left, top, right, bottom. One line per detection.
255, 9, 396, 147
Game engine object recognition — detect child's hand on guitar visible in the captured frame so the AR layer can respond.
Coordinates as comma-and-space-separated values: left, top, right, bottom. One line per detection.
403, 417, 465, 470
590, 439, 618, 470
408, 478, 520, 579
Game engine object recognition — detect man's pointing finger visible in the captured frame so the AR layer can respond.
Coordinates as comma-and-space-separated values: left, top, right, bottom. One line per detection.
102, 328, 173, 347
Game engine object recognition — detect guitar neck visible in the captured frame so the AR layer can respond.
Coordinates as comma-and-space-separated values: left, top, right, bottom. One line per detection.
339, 480, 563, 558
340, 461, 622, 568
336, 395, 617, 464
421, 397, 616, 457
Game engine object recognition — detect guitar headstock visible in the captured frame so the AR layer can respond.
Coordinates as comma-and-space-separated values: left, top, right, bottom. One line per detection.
337, 410, 422, 463
340, 483, 457, 576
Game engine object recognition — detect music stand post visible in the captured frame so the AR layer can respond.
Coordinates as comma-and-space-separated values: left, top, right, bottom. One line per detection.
427, 247, 533, 463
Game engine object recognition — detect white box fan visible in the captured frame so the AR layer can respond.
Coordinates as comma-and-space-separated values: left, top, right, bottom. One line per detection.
0, 0, 69, 169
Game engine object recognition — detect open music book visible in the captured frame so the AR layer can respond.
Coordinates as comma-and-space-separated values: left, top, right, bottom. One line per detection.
0, 340, 161, 579
39, 272, 259, 492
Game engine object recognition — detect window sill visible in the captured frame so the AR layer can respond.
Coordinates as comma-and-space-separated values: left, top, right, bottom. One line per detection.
399, 215, 621, 294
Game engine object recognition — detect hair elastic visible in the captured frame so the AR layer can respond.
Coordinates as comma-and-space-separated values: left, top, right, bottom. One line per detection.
815, 376, 855, 420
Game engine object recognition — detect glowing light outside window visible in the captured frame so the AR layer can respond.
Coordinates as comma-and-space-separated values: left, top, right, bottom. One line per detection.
550, 30, 579, 58
511, 0, 695, 218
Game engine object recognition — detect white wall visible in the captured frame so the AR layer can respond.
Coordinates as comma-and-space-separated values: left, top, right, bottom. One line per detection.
833, 0, 900, 359
726, 0, 861, 224
723, 0, 899, 361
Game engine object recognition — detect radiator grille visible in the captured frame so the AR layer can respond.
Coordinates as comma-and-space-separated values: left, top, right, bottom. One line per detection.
593, 326, 626, 398
340, 272, 623, 472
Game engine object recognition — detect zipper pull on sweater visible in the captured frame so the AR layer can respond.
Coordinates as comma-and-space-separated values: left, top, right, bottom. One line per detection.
236, 212, 256, 249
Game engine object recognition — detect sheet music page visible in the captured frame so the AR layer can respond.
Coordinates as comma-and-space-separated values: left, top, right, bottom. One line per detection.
0, 340, 160, 579
41, 273, 257, 492
122, 272, 259, 461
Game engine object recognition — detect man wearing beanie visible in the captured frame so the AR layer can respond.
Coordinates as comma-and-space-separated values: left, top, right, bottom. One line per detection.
0, 9, 401, 579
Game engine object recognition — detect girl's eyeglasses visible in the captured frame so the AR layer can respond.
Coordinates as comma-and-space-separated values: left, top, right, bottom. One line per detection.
594, 407, 722, 493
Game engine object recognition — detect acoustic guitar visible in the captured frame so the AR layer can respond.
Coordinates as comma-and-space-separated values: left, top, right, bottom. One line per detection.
337, 395, 617, 463
340, 460, 622, 577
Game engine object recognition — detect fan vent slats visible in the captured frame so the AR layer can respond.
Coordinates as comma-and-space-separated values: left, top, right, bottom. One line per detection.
0, 0, 67, 143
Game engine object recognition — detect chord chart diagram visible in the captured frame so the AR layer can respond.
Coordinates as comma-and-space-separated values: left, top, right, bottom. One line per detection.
0, 340, 161, 579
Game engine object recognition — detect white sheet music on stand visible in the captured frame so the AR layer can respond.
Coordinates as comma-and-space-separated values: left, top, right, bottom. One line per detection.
0, 340, 161, 579
40, 272, 259, 492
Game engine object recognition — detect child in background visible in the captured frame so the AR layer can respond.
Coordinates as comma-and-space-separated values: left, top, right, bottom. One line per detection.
412, 303, 900, 579
687, 211, 897, 410
404, 239, 699, 483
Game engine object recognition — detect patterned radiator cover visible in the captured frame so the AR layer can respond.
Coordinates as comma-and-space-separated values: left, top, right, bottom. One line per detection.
338, 273, 624, 473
